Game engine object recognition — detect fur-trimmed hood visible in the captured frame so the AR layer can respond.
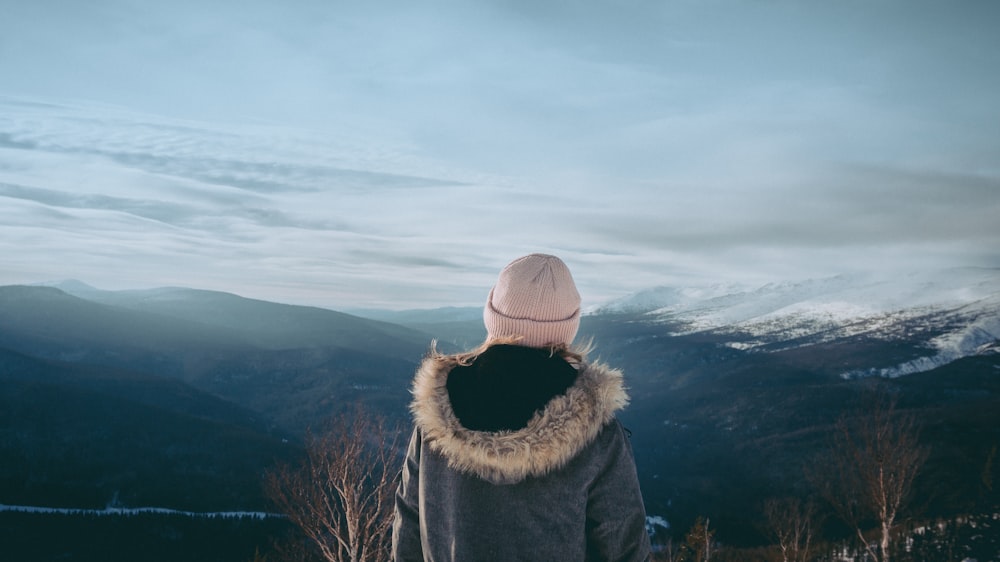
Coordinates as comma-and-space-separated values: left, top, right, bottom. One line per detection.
409, 348, 630, 485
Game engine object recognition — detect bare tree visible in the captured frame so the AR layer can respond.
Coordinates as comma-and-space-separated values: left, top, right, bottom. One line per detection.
763, 496, 818, 562
651, 536, 680, 562
815, 386, 928, 562
265, 408, 402, 562
678, 516, 715, 562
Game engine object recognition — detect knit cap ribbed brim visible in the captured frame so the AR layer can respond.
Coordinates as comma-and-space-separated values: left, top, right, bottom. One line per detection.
483, 254, 581, 348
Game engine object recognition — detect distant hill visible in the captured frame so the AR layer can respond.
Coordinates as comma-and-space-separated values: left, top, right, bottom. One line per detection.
346, 305, 482, 325
0, 284, 431, 432
346, 305, 485, 351
0, 284, 250, 374
50, 281, 433, 359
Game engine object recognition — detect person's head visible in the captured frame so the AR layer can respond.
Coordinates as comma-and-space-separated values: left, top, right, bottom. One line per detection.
483, 253, 581, 349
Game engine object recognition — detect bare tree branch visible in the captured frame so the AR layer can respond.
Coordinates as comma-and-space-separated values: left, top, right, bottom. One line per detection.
763, 496, 819, 562
265, 407, 402, 562
814, 385, 929, 562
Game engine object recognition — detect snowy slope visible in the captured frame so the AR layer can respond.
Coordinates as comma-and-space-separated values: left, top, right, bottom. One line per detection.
839, 294, 1000, 379
595, 268, 1000, 378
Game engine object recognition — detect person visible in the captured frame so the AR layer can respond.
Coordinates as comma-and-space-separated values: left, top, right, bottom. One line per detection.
392, 253, 651, 561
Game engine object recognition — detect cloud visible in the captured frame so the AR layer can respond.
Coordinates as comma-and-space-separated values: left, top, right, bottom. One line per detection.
1, 1, 998, 309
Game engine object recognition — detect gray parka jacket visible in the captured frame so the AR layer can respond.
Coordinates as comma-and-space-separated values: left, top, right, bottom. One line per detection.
392, 344, 651, 562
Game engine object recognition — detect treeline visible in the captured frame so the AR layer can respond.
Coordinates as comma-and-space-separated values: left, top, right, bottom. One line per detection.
649, 511, 1000, 562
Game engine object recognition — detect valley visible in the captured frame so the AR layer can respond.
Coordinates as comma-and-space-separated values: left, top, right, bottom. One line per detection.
1, 270, 998, 560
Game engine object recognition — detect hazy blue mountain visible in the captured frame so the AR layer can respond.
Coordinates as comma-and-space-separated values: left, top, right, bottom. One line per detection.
1, 284, 249, 355
345, 305, 485, 351
48, 281, 433, 359
0, 284, 426, 432
346, 305, 482, 325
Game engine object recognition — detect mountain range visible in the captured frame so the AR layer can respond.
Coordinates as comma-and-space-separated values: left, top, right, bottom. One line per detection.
595, 267, 1000, 370
1, 268, 999, 551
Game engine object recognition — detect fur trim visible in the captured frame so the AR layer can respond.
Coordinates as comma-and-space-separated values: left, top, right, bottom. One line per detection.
410, 353, 630, 484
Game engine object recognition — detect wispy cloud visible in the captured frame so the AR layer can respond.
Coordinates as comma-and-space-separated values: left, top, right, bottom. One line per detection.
1, 0, 998, 309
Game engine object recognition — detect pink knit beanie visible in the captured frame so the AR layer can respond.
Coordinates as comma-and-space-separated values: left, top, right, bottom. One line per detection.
483, 254, 581, 348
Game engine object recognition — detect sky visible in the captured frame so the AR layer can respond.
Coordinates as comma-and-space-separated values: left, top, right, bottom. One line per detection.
1, 0, 998, 310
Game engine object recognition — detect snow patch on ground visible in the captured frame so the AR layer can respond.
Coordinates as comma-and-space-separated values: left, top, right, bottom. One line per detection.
646, 514, 671, 543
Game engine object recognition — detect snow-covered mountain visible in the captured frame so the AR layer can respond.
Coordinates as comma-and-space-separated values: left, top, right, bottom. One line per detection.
595, 267, 1000, 378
